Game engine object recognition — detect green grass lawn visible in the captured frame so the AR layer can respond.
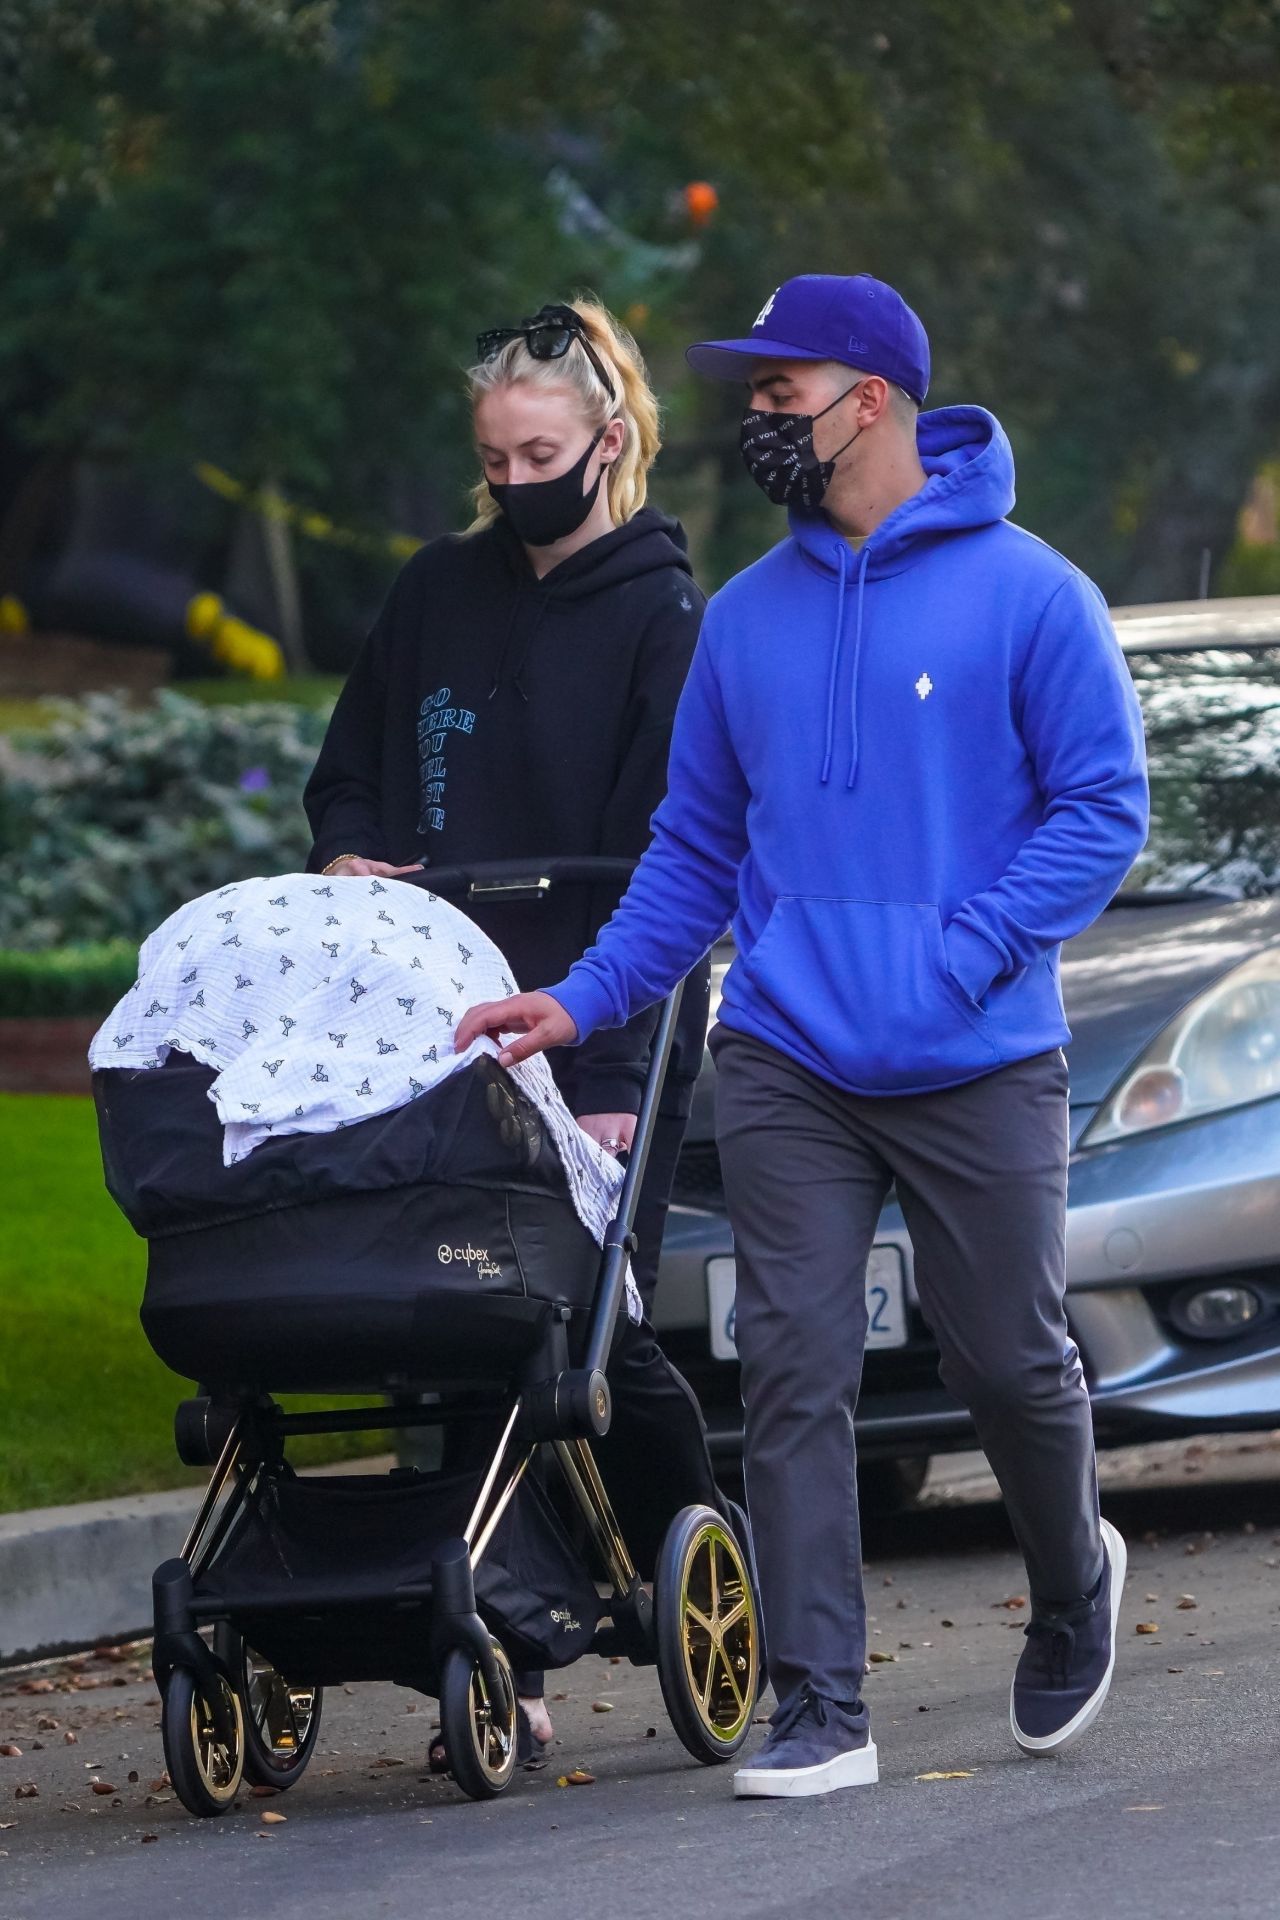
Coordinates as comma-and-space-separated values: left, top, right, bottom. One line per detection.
0, 1093, 376, 1514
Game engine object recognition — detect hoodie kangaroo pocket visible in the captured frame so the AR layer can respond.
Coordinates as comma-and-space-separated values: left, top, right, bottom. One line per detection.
742, 897, 1000, 1093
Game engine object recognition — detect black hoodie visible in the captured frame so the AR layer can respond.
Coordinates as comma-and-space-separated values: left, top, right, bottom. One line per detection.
303, 507, 708, 1114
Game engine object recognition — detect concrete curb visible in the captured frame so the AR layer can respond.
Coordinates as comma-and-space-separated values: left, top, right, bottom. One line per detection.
0, 1456, 399, 1665
0, 1485, 201, 1664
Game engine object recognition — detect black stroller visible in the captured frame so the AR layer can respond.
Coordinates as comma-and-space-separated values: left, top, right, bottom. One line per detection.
93, 859, 761, 1815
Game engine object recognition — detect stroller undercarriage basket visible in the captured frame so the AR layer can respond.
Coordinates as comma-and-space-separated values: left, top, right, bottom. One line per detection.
197, 1466, 601, 1685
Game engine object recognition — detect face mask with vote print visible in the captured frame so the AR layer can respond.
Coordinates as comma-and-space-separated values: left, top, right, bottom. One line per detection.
739, 384, 862, 509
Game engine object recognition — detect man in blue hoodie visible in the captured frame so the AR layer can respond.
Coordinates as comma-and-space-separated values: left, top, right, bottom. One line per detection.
458, 274, 1150, 1798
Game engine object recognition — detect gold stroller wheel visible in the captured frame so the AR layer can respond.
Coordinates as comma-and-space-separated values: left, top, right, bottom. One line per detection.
656, 1505, 761, 1762
439, 1638, 519, 1800
162, 1668, 245, 1816
213, 1625, 323, 1787
242, 1645, 322, 1781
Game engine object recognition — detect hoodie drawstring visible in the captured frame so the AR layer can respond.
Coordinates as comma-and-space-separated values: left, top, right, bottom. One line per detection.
820, 542, 848, 786
846, 543, 870, 788
511, 595, 551, 702
819, 541, 870, 787
488, 585, 553, 704
488, 588, 524, 701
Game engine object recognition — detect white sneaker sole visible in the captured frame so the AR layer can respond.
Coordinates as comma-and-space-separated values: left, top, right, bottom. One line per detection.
733, 1737, 879, 1799
1011, 1516, 1128, 1756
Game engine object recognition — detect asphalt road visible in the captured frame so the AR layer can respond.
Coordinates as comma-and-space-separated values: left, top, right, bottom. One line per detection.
4, 1433, 1280, 1920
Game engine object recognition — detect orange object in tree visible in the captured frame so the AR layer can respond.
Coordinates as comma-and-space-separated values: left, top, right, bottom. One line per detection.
683, 181, 718, 228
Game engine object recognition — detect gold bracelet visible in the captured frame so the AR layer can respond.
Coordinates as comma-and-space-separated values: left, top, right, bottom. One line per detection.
321, 854, 361, 875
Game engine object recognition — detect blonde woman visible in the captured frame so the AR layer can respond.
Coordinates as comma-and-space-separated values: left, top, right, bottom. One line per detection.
304, 298, 721, 1764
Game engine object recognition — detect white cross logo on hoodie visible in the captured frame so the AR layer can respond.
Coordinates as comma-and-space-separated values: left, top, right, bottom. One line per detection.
915, 673, 934, 700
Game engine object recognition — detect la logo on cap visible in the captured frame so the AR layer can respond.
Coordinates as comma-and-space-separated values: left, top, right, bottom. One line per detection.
754, 288, 780, 329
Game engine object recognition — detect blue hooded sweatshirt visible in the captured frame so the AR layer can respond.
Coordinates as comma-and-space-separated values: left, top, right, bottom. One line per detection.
549, 407, 1149, 1096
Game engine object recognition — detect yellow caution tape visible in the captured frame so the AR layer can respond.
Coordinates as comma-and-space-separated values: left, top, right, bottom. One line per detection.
193, 463, 423, 562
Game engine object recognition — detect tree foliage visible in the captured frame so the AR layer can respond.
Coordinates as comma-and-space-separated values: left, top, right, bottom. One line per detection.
2, 0, 1279, 607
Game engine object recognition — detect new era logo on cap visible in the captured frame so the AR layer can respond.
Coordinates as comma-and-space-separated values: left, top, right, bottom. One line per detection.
688, 273, 931, 404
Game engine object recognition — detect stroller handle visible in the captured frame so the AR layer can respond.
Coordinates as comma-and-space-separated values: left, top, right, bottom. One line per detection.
404, 856, 685, 1367
402, 856, 641, 903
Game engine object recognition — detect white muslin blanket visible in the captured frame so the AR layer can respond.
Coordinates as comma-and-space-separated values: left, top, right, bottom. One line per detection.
89, 873, 627, 1255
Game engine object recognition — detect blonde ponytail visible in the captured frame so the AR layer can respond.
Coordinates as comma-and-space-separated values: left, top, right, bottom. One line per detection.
464, 297, 661, 532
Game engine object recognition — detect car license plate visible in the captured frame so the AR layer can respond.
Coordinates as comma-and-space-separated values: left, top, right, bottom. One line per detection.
706, 1246, 908, 1362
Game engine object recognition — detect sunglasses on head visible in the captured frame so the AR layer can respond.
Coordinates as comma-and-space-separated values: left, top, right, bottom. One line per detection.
476, 303, 617, 407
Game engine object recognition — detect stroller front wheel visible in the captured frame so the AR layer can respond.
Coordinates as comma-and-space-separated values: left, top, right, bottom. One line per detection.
214, 1626, 323, 1788
161, 1667, 244, 1816
655, 1504, 761, 1764
438, 1639, 519, 1800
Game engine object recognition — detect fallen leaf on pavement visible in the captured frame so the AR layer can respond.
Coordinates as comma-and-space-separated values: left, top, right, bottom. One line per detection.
147, 1776, 169, 1792
14, 1784, 38, 1799
940, 1619, 955, 1629
36, 1717, 58, 1732
557, 1770, 595, 1787
1126, 1805, 1164, 1812
993, 1596, 1027, 1610
868, 1651, 898, 1664
0, 1745, 22, 1758
1136, 1622, 1160, 1634
141, 1833, 159, 1844
260, 1809, 287, 1824
0, 1821, 16, 1830
250, 1785, 279, 1798
591, 1701, 614, 1712
90, 1782, 116, 1795
916, 1770, 974, 1781
1176, 1597, 1197, 1611
1167, 1667, 1185, 1673
17, 1681, 53, 1696
369, 1758, 403, 1768
63, 1733, 77, 1746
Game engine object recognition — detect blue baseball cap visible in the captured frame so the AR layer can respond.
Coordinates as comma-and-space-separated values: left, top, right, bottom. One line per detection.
687, 273, 930, 404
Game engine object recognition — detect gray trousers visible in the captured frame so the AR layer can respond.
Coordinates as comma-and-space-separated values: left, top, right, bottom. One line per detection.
711, 1028, 1103, 1713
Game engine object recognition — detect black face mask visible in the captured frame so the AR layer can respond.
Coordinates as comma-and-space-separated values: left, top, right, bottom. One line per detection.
739, 385, 862, 509
488, 427, 607, 546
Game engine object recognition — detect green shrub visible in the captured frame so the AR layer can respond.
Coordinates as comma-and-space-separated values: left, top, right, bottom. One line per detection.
0, 690, 332, 949
0, 941, 139, 1017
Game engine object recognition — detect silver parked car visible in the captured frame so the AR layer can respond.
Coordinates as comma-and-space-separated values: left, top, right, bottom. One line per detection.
652, 595, 1280, 1502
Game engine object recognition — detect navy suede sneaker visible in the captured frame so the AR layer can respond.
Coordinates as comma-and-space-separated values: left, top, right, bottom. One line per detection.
734, 1686, 878, 1799
1011, 1517, 1127, 1755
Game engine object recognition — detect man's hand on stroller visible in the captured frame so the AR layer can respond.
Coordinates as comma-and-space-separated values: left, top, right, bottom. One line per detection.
454, 991, 577, 1068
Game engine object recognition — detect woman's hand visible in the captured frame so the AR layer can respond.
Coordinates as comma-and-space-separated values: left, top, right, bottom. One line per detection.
324, 856, 425, 880
455, 991, 577, 1067
575, 1113, 636, 1158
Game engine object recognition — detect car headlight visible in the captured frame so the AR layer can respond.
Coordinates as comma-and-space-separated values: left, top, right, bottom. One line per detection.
1081, 946, 1280, 1146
